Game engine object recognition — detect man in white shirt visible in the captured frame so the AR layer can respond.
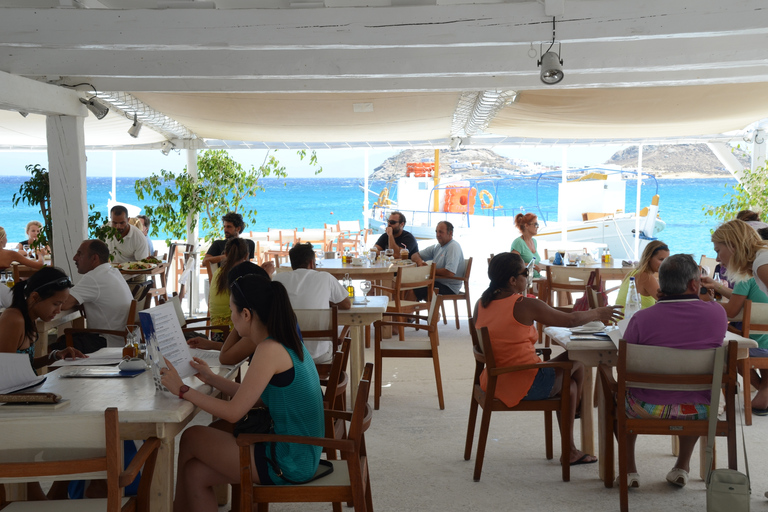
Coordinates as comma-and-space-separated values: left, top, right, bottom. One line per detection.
107, 205, 149, 263
273, 242, 351, 363
411, 220, 466, 301
54, 239, 134, 352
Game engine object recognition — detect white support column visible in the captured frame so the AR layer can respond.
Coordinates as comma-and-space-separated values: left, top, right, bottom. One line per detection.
46, 115, 87, 281
363, 149, 369, 230
634, 145, 643, 260
186, 149, 200, 314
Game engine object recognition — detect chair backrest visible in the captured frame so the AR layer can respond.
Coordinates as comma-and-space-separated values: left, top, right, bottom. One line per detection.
461, 257, 473, 288
322, 348, 346, 410
396, 262, 435, 291
585, 286, 601, 309
294, 306, 340, 351
0, 408, 121, 509
129, 280, 154, 311
475, 325, 497, 369
337, 220, 360, 233
168, 294, 189, 329
547, 265, 589, 288
742, 299, 768, 337
347, 363, 374, 442
618, 339, 735, 393
426, 293, 443, 325
700, 255, 718, 275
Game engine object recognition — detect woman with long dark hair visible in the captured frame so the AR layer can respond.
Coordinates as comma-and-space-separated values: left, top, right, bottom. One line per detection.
208, 238, 250, 340
475, 253, 622, 465
0, 266, 84, 369
161, 274, 324, 512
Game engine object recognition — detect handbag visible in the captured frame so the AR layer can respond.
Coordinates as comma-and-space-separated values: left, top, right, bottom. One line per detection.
705, 346, 750, 512
572, 271, 607, 311
233, 406, 274, 438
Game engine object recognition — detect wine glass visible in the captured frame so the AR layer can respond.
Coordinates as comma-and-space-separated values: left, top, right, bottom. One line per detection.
360, 280, 372, 303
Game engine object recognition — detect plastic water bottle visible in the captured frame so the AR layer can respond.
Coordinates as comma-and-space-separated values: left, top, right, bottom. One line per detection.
526, 258, 536, 289
625, 276, 641, 322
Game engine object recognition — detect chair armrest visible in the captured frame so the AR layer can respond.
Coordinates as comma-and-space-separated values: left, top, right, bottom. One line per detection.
369, 284, 394, 294
489, 360, 573, 377
64, 327, 125, 338
236, 433, 353, 453
184, 317, 213, 326
375, 320, 433, 332
119, 437, 161, 487
597, 363, 617, 396
380, 311, 426, 321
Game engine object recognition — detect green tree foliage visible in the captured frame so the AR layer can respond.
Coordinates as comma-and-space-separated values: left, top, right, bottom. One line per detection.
134, 149, 321, 243
703, 163, 768, 222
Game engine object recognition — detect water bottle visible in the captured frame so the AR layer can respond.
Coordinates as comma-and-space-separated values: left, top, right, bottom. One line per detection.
713, 272, 723, 301
625, 276, 641, 322
526, 258, 536, 289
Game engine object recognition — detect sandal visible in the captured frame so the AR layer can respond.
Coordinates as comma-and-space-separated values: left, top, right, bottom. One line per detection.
666, 467, 689, 487
614, 472, 640, 488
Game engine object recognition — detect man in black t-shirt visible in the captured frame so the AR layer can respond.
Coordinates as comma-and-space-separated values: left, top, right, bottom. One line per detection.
373, 211, 419, 259
202, 212, 256, 265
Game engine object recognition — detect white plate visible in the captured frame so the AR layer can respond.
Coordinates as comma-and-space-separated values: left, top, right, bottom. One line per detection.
569, 321, 605, 334
115, 262, 157, 272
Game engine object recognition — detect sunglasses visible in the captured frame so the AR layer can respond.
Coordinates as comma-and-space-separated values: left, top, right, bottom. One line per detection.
514, 269, 530, 278
30, 276, 72, 295
229, 275, 252, 309
387, 219, 401, 225
528, 223, 539, 228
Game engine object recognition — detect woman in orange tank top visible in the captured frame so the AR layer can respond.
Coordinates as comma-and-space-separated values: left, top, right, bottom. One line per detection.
474, 252, 622, 465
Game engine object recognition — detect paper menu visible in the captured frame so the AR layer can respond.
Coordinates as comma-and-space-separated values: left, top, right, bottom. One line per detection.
139, 303, 195, 379
0, 353, 46, 394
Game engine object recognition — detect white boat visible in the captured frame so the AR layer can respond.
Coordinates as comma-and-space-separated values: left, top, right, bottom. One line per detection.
365, 166, 665, 261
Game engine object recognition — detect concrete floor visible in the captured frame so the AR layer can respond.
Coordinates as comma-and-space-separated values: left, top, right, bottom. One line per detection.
177, 315, 768, 512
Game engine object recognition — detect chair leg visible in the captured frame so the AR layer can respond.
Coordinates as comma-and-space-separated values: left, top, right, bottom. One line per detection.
441, 301, 447, 325
464, 290, 472, 325
473, 407, 494, 481
453, 300, 460, 330
364, 324, 371, 349
374, 330, 382, 410
618, 427, 629, 512
742, 358, 752, 426
544, 410, 553, 460
464, 398, 479, 460
431, 343, 445, 410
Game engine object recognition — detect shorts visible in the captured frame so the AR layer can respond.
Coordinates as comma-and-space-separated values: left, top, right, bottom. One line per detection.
50, 332, 107, 354
522, 367, 556, 401
624, 391, 709, 420
749, 348, 768, 358
414, 282, 456, 301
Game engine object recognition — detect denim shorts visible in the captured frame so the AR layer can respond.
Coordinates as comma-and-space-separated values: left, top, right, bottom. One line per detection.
522, 367, 557, 401
749, 348, 768, 358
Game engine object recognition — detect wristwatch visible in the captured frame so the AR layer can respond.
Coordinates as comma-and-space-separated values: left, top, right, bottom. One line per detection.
178, 385, 190, 400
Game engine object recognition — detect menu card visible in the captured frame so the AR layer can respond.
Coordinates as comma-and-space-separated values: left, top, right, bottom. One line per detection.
139, 302, 195, 379
0, 353, 46, 394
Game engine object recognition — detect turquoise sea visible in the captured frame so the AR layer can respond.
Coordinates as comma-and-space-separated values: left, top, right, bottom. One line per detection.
0, 175, 737, 259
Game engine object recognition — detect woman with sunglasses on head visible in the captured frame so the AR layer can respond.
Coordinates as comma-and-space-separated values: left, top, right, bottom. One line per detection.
474, 253, 622, 465
615, 240, 670, 311
510, 213, 543, 278
0, 266, 85, 370
161, 274, 324, 512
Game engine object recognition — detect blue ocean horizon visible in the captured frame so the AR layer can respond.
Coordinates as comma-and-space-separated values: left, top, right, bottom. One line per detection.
0, 175, 738, 259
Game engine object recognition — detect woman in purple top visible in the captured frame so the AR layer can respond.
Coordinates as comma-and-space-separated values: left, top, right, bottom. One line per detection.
621, 254, 727, 489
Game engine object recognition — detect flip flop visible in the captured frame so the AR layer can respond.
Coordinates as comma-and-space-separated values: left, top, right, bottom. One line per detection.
752, 407, 768, 416
570, 454, 598, 465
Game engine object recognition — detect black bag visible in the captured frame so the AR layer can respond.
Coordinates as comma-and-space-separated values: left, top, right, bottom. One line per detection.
233, 407, 274, 438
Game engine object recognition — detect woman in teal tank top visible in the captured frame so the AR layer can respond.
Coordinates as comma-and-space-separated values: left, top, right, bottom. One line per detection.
510, 213, 543, 279
161, 274, 324, 512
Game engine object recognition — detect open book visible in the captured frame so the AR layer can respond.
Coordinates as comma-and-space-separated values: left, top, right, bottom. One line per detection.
0, 353, 46, 394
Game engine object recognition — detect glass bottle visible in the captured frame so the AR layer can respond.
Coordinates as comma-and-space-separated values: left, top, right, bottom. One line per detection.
713, 272, 723, 301
624, 276, 641, 322
344, 273, 354, 298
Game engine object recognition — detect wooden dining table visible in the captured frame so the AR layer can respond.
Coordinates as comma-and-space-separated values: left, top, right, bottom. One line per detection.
0, 355, 240, 512
542, 326, 757, 482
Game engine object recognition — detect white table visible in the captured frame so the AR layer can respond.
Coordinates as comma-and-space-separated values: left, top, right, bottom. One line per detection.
0, 361, 239, 512
339, 295, 388, 399
543, 326, 756, 482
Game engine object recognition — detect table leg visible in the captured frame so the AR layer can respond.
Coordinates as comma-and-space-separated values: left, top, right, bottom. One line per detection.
580, 366, 595, 456
597, 374, 611, 484
150, 435, 176, 512
348, 325, 365, 401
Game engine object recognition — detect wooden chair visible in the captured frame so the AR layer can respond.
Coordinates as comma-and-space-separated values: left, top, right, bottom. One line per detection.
734, 299, 768, 425
545, 265, 590, 308
236, 363, 374, 512
294, 306, 350, 363
166, 294, 231, 340
10, 262, 38, 283
264, 228, 297, 265
700, 255, 719, 276
65, 299, 138, 348
373, 294, 445, 410
322, 342, 351, 460
464, 319, 573, 482
439, 257, 473, 329
372, 262, 436, 340
128, 279, 155, 311
0, 408, 160, 512
598, 340, 738, 512
298, 228, 334, 253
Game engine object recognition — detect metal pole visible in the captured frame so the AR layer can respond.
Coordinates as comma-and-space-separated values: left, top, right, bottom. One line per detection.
634, 145, 643, 260
363, 148, 369, 229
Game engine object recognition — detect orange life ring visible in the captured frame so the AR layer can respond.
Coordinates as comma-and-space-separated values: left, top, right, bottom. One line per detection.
479, 189, 494, 209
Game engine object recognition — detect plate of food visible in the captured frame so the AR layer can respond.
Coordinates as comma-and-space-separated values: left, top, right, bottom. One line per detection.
141, 256, 162, 264
569, 321, 606, 334
396, 260, 416, 267
115, 261, 157, 272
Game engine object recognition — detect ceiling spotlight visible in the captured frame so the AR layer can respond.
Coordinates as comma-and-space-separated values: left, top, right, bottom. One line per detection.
18, 111, 29, 118
160, 140, 175, 156
449, 137, 462, 150
537, 17, 564, 85
80, 97, 109, 120
128, 113, 142, 138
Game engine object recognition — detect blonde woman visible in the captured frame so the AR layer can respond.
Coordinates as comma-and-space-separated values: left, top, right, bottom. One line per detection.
615, 240, 670, 310
0, 226, 45, 272
711, 219, 768, 295
16, 220, 49, 256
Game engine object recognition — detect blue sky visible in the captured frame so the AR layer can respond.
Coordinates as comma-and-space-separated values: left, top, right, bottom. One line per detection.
0, 145, 624, 178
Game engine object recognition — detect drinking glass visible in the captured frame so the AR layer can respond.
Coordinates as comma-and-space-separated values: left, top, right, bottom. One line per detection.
360, 280, 372, 303
384, 248, 394, 262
